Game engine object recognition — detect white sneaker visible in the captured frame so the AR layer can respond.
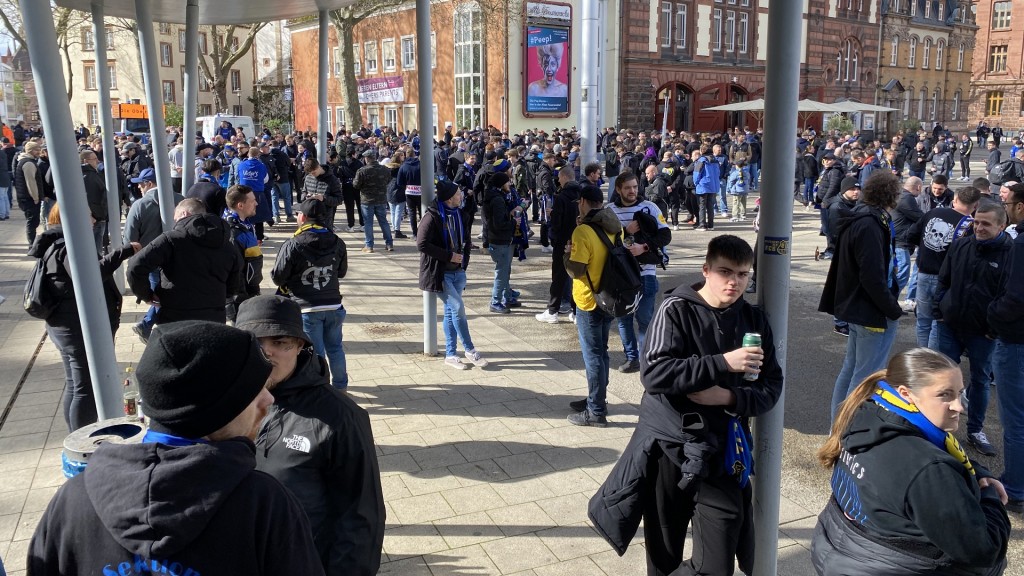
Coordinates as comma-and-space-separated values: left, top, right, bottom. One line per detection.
464, 349, 489, 367
672, 225, 680, 231
535, 310, 560, 324
540, 245, 553, 254
445, 356, 469, 370
475, 233, 483, 240
351, 225, 363, 232
570, 312, 577, 325
900, 299, 917, 312
729, 217, 739, 222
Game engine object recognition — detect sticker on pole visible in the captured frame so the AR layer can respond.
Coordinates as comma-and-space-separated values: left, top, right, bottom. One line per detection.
763, 236, 789, 256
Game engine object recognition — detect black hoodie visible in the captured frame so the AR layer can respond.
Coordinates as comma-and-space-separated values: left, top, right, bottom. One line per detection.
126, 213, 242, 322
936, 232, 1013, 336
482, 185, 516, 245
271, 224, 348, 310
811, 403, 1009, 575
28, 438, 325, 575
256, 351, 385, 576
549, 180, 580, 248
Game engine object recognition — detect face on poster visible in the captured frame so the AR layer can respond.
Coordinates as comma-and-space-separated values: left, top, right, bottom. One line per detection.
526, 26, 569, 114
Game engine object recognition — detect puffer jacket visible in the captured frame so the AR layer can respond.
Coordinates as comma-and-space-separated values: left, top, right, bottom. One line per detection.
271, 224, 347, 310
935, 232, 1012, 336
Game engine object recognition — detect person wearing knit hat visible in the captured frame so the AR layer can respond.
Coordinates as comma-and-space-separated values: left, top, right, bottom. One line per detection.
236, 296, 386, 574
481, 168, 521, 314
27, 321, 327, 575
14, 138, 44, 244
417, 180, 490, 370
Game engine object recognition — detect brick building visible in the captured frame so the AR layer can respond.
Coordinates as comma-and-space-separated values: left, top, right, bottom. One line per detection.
611, 0, 881, 134
969, 0, 1024, 133
876, 0, 976, 136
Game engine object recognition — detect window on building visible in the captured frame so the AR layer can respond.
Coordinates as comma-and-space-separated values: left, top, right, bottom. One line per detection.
160, 42, 172, 67
930, 88, 939, 120
910, 0, 916, 15
917, 88, 926, 119
200, 104, 212, 116
903, 88, 912, 120
84, 63, 96, 90
324, 108, 331, 131
108, 63, 117, 89
661, 2, 672, 47
957, 42, 964, 71
82, 28, 95, 51
353, 44, 361, 74
87, 104, 98, 127
105, 27, 113, 50
233, 104, 243, 116
986, 90, 1004, 116
952, 90, 960, 120
676, 4, 688, 49
713, 8, 722, 51
724, 10, 736, 51
385, 107, 398, 130
365, 41, 378, 73
993, 1, 1012, 28
403, 104, 417, 131
924, 0, 931, 18
922, 38, 931, 68
229, 70, 240, 92
367, 107, 381, 128
990, 45, 1008, 72
837, 39, 859, 83
199, 72, 210, 91
178, 30, 186, 52
231, 36, 239, 52
401, 36, 416, 69
159, 22, 171, 35
333, 47, 341, 77
382, 38, 396, 71
738, 12, 748, 53
935, 40, 944, 70
199, 32, 208, 54
336, 107, 346, 130
890, 36, 899, 66
162, 80, 175, 103
454, 4, 484, 130
908, 37, 917, 67
431, 32, 437, 68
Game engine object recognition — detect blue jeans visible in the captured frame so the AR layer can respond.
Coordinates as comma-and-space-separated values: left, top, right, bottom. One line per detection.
718, 184, 729, 213
92, 220, 107, 255
749, 163, 760, 189
895, 247, 912, 295
831, 319, 899, 420
139, 270, 161, 331
47, 323, 98, 432
803, 178, 815, 204
271, 182, 293, 218
914, 272, 939, 348
301, 307, 348, 389
487, 243, 513, 305
390, 201, 406, 233
994, 340, 1024, 500
617, 275, 659, 361
0, 185, 10, 219
438, 269, 475, 357
932, 324, 994, 434
909, 169, 925, 180
577, 307, 613, 416
906, 261, 919, 301
360, 203, 393, 248
41, 197, 54, 229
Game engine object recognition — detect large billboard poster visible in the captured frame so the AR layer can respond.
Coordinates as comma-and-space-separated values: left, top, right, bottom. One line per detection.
525, 26, 570, 115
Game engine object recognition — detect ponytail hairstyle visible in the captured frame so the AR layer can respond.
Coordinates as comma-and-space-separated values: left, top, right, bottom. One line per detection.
817, 348, 958, 469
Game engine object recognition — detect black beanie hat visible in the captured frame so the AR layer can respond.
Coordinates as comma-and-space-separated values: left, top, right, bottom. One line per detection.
236, 295, 312, 346
840, 176, 861, 193
137, 321, 273, 439
436, 180, 459, 203
489, 172, 511, 189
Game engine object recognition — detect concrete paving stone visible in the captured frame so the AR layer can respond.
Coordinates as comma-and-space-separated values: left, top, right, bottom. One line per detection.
500, 399, 549, 417
535, 523, 609, 562
0, 467, 35, 494
536, 446, 599, 472
497, 432, 552, 455
480, 533, 559, 574
447, 460, 511, 487
425, 409, 480, 429
30, 464, 66, 491
779, 512, 820, 549
381, 475, 414, 501
582, 441, 625, 464
0, 433, 47, 454
0, 513, 18, 542
452, 440, 512, 464
388, 414, 440, 435
423, 543, 502, 576
433, 392, 482, 412
441, 484, 506, 516
504, 571, 538, 576
363, 388, 414, 405
536, 425, 593, 447
389, 492, 458, 525
410, 444, 468, 470
468, 388, 517, 406
0, 418, 52, 440
12, 511, 42, 541
3, 402, 58, 423
370, 418, 395, 439
536, 468, 601, 498
493, 477, 557, 507
582, 463, 615, 486
383, 523, 450, 560
486, 502, 557, 537
432, 512, 505, 550
501, 416, 553, 435
378, 432, 429, 454
21, 487, 59, 515
494, 453, 555, 479
418, 425, 473, 447
3, 538, 28, 572
589, 543, 649, 576
534, 493, 591, 527
9, 391, 61, 408
403, 386, 453, 401
460, 419, 513, 441
402, 469, 463, 497
17, 379, 65, 394
532, 554, 603, 575
464, 402, 516, 420
378, 452, 422, 477
777, 495, 818, 527
377, 555, 434, 576
0, 450, 42, 473
0, 491, 28, 517
393, 397, 444, 415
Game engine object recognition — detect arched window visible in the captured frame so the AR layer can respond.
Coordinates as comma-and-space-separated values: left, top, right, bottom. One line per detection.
904, 88, 913, 120
891, 36, 900, 66
957, 43, 965, 71
936, 40, 944, 70
909, 37, 918, 67
918, 88, 926, 119
923, 38, 932, 68
838, 39, 859, 83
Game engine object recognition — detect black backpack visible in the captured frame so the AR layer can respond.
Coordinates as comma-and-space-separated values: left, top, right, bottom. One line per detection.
24, 238, 68, 320
988, 159, 1017, 185
584, 223, 643, 318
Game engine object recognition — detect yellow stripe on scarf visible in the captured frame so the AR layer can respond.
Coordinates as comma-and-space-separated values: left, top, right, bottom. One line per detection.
876, 388, 920, 413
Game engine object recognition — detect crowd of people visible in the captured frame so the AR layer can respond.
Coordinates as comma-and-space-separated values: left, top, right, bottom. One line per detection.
5, 115, 1020, 576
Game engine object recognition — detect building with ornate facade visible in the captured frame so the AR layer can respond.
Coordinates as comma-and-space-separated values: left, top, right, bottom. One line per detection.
969, 0, 1024, 131
876, 0, 976, 136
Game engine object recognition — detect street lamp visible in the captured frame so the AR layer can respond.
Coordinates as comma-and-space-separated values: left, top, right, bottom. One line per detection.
284, 65, 295, 135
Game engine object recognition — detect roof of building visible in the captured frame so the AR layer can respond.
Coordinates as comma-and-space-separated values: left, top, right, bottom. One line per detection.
53, 0, 357, 25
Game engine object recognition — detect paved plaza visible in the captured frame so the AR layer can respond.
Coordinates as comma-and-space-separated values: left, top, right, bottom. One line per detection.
0, 164, 1020, 574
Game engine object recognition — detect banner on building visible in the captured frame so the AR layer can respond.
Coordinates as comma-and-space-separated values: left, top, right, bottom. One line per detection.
358, 76, 404, 104
524, 26, 570, 115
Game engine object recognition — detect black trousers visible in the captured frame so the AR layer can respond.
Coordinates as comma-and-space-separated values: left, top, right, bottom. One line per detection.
539, 222, 550, 247
19, 198, 40, 244
667, 192, 681, 226
343, 187, 363, 228
547, 245, 573, 314
960, 156, 971, 178
406, 195, 423, 234
643, 445, 753, 576
685, 190, 700, 222
697, 194, 717, 230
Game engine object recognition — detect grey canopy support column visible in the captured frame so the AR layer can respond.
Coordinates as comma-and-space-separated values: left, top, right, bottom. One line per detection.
417, 0, 437, 355
579, 0, 599, 166
318, 10, 329, 165
135, 0, 176, 231
91, 1, 126, 293
181, 0, 200, 192
19, 0, 122, 419
752, 0, 801, 574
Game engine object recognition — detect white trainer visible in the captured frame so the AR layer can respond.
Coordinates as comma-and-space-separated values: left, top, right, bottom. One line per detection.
464, 349, 489, 367
535, 310, 560, 324
445, 356, 469, 370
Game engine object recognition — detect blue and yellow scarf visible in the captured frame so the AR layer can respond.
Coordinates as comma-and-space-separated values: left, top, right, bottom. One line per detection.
872, 380, 974, 476
725, 416, 753, 488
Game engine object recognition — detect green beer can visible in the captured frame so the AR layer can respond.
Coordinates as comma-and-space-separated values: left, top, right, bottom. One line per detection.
742, 332, 761, 381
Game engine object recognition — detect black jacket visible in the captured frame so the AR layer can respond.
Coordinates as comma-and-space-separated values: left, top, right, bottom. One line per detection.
893, 190, 925, 248
82, 163, 108, 221
817, 161, 847, 207
417, 202, 470, 292
184, 178, 226, 216
819, 204, 902, 328
29, 439, 325, 576
256, 351, 385, 576
482, 186, 515, 245
127, 213, 242, 319
826, 192, 856, 251
272, 224, 348, 310
936, 232, 1013, 336
549, 181, 580, 248
589, 283, 783, 554
643, 172, 668, 204
224, 211, 263, 305
907, 148, 929, 172
811, 403, 1009, 575
987, 222, 1024, 343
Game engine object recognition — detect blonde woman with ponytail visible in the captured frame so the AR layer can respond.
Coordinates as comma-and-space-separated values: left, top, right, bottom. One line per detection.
811, 348, 1010, 576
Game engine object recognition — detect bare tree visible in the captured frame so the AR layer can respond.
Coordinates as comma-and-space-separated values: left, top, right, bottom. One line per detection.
197, 23, 267, 112
0, 2, 89, 101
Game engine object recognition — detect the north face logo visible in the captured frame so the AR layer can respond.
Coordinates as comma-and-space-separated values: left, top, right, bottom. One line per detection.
283, 434, 311, 453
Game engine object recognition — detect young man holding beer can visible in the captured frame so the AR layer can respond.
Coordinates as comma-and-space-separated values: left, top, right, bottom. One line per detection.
588, 234, 784, 576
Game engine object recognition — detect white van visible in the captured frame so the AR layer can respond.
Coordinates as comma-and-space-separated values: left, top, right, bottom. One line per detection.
197, 115, 257, 143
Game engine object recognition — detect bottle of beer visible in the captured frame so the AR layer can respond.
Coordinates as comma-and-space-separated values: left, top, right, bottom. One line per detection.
123, 365, 142, 420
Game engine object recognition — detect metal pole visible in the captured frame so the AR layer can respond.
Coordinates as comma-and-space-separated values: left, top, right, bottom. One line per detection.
417, 0, 437, 354
134, 0, 175, 231
579, 0, 599, 165
91, 1, 125, 294
752, 0, 801, 574
182, 0, 199, 192
318, 10, 329, 165
19, 0, 121, 420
